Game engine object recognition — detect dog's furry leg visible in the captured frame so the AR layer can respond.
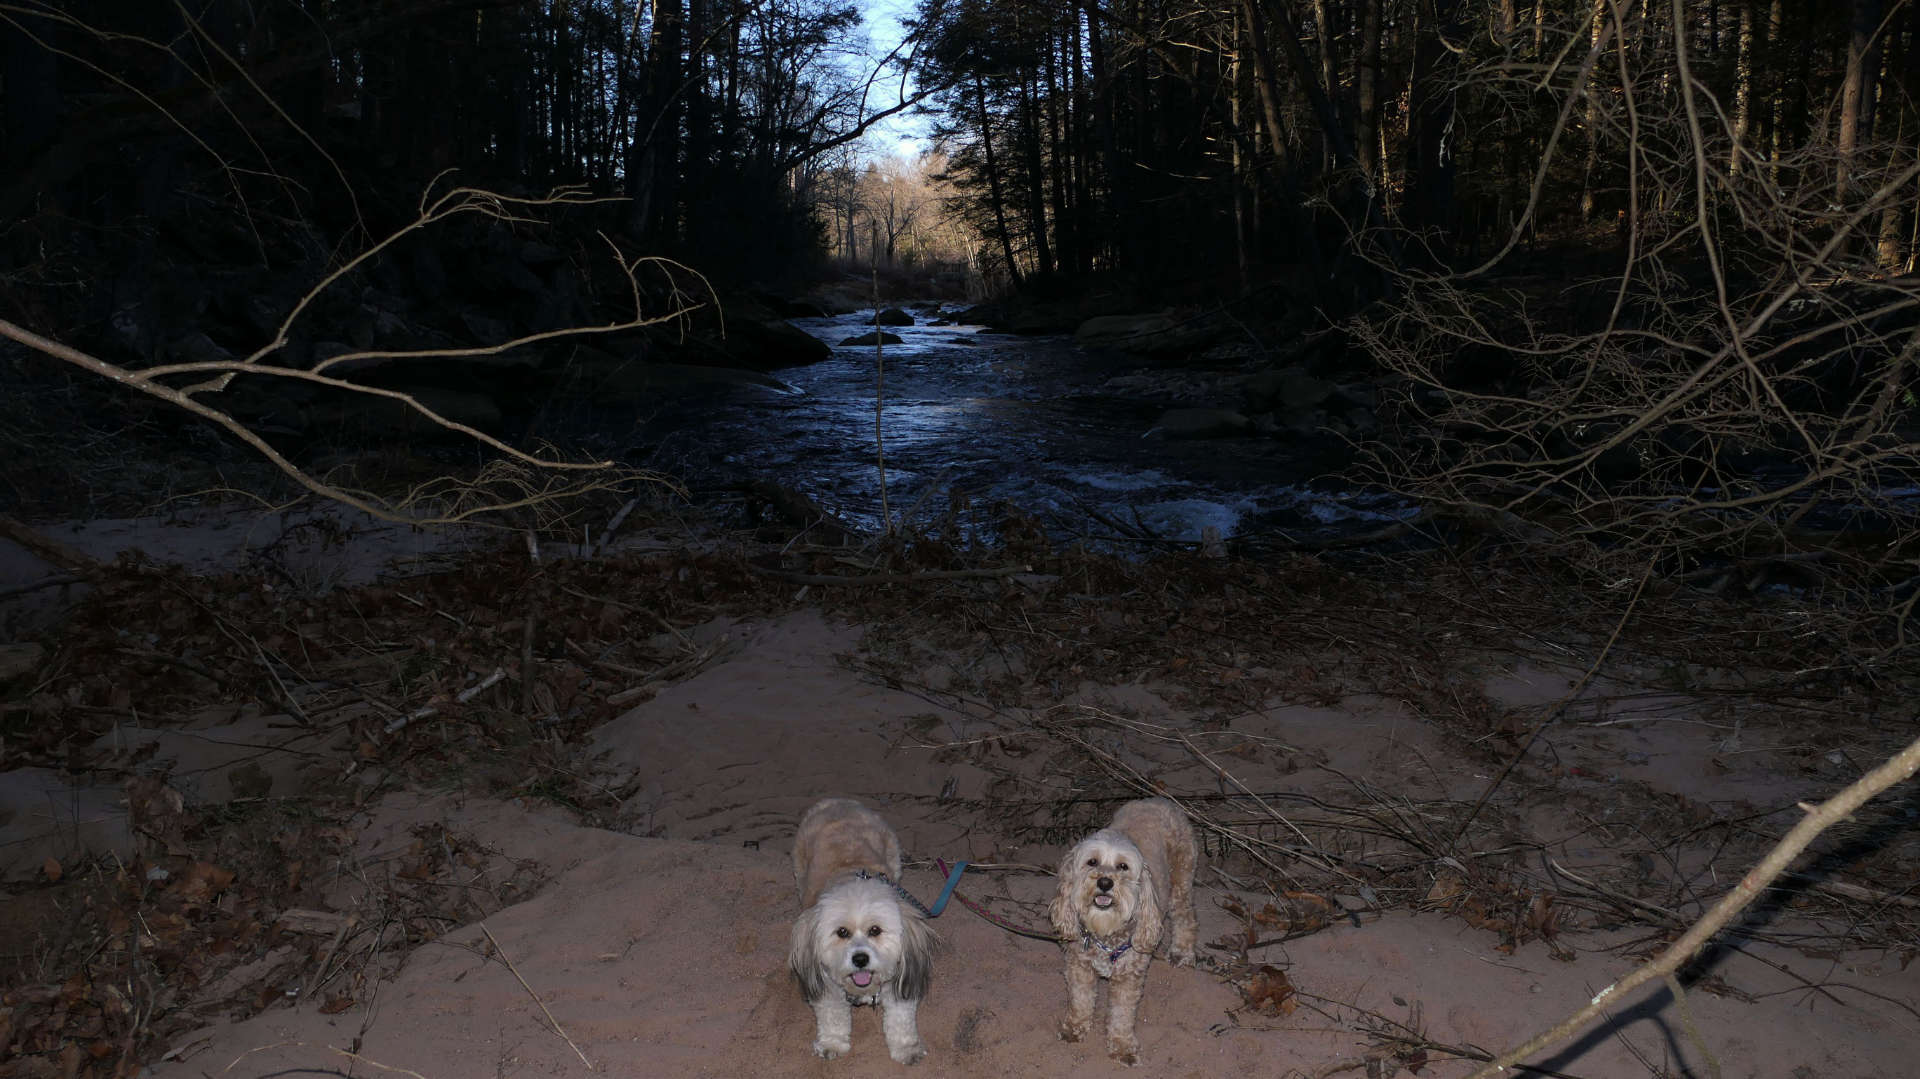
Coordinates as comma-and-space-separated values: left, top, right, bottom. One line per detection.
1168, 874, 1198, 966
810, 995, 854, 1059
1105, 964, 1147, 1065
1059, 952, 1098, 1043
879, 987, 928, 1064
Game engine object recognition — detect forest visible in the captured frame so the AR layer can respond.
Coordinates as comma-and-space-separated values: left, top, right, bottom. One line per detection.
7, 2, 1912, 289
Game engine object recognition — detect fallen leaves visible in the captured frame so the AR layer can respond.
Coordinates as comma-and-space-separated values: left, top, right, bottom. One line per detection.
1422, 870, 1572, 959
1219, 890, 1342, 951
1238, 964, 1298, 1016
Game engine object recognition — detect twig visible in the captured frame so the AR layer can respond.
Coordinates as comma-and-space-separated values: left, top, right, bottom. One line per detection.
0, 514, 103, 572
748, 564, 1032, 587
480, 923, 594, 1071
384, 667, 506, 733
594, 498, 638, 556
0, 573, 84, 599
1463, 731, 1920, 1079
1663, 973, 1723, 1079
1451, 548, 1656, 849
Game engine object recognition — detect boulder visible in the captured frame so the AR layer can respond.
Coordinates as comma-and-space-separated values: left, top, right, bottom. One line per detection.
1075, 312, 1220, 354
1146, 408, 1252, 439
303, 385, 506, 436
755, 294, 830, 319
1077, 312, 1176, 345
720, 318, 833, 369
579, 354, 802, 400
1242, 366, 1337, 414
840, 331, 905, 347
874, 307, 915, 326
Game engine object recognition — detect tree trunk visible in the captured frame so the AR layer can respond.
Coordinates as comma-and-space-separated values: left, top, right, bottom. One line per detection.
1579, 0, 1607, 221
1405, 0, 1462, 253
1355, 0, 1384, 182
976, 77, 1024, 285
1730, 0, 1757, 177
1021, 76, 1055, 277
1838, 0, 1884, 202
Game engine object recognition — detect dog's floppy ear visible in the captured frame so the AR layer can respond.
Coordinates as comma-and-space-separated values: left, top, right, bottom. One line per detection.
1048, 842, 1082, 939
896, 911, 937, 1001
1129, 859, 1164, 953
788, 905, 830, 1002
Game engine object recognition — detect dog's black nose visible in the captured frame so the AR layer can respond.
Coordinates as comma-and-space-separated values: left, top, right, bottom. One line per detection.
1097, 876, 1113, 892
851, 951, 870, 969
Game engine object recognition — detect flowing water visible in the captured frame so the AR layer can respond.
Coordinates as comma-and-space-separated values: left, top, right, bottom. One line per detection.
622, 307, 1415, 547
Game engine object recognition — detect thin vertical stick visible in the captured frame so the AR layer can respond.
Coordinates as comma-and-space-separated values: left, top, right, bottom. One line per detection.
873, 266, 893, 534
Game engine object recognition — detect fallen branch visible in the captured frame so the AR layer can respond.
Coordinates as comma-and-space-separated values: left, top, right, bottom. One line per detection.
748, 564, 1033, 587
0, 515, 102, 573
480, 923, 594, 1071
1464, 731, 1920, 1078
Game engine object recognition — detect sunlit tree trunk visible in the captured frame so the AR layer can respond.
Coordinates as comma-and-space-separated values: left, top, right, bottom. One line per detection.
1730, 0, 1757, 177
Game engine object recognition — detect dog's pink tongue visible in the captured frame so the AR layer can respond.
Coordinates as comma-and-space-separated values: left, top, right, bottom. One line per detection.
851, 971, 874, 988
1094, 895, 1114, 908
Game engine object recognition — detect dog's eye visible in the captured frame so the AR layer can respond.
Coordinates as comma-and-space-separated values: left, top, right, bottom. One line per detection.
834, 927, 852, 939
1117, 861, 1129, 871
1086, 857, 1099, 867
867, 925, 883, 937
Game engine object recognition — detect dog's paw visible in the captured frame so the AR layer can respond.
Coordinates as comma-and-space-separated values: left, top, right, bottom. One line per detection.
812, 1037, 851, 1060
889, 1039, 928, 1065
1059, 1017, 1089, 1043
1107, 1035, 1140, 1066
1168, 945, 1197, 967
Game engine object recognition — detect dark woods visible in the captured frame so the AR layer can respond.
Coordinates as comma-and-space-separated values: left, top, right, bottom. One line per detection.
4, 2, 1917, 314
910, 0, 1920, 295
0, 0, 919, 305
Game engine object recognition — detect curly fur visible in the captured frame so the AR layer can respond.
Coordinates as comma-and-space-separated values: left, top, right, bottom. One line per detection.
787, 798, 936, 1065
1048, 798, 1199, 1066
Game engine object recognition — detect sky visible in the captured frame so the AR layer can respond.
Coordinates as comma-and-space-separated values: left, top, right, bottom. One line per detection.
860, 0, 935, 160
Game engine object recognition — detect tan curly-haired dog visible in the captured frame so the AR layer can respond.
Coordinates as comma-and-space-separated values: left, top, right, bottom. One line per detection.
1048, 797, 1199, 1065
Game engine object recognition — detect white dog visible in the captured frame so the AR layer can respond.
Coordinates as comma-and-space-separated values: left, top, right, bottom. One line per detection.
1048, 797, 1199, 1065
788, 798, 937, 1064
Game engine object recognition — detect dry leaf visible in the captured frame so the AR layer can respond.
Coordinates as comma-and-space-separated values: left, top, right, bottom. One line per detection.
1241, 964, 1297, 1016
43, 856, 63, 883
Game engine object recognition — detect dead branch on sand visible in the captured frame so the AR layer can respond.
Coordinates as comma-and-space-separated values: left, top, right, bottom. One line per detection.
1464, 732, 1920, 1079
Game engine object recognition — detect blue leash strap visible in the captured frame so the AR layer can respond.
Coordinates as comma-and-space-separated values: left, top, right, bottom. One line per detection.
855, 861, 969, 918
928, 859, 969, 917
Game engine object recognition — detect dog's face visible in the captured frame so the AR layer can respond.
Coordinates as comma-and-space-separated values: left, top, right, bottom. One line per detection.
1051, 829, 1154, 940
790, 878, 933, 1003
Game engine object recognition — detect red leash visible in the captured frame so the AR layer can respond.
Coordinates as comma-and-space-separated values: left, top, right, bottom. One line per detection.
935, 858, 1068, 943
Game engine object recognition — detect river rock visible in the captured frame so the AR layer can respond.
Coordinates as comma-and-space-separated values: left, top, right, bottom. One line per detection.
840, 331, 905, 346
1242, 365, 1337, 413
874, 307, 915, 326
578, 353, 801, 399
1076, 312, 1221, 355
303, 385, 505, 435
1147, 407, 1252, 439
720, 318, 833, 369
1076, 312, 1175, 346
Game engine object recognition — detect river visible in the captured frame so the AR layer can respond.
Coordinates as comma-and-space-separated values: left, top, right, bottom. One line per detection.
625, 307, 1415, 549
